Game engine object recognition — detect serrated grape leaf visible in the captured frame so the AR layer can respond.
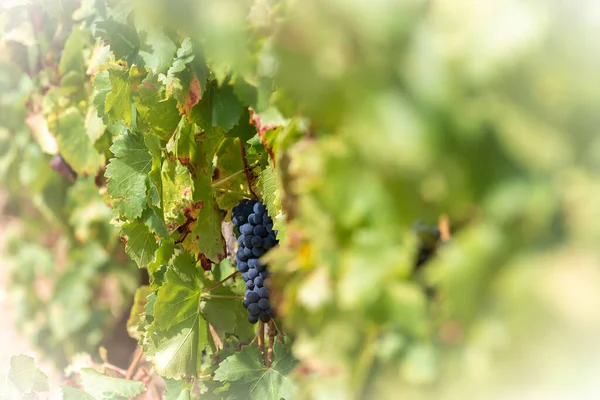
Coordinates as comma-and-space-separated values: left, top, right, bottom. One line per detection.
143, 207, 170, 240
59, 26, 86, 87
80, 368, 146, 399
258, 162, 285, 239
195, 81, 243, 132
138, 27, 177, 74
184, 200, 226, 263
61, 386, 96, 400
127, 285, 153, 340
93, 70, 111, 117
144, 252, 209, 378
105, 132, 151, 220
214, 138, 246, 210
0, 355, 48, 397
201, 285, 248, 339
136, 74, 180, 141
161, 158, 194, 232
159, 37, 196, 101
105, 66, 133, 125
56, 107, 104, 175
120, 220, 158, 268
95, 19, 140, 60
227, 107, 256, 141
164, 379, 191, 400
213, 342, 297, 400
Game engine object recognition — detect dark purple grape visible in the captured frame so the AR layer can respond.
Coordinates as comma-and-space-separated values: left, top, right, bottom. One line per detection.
237, 236, 244, 246
240, 224, 253, 236
246, 291, 259, 303
242, 272, 249, 281
253, 202, 266, 214
243, 235, 253, 248
258, 311, 271, 323
236, 249, 248, 262
254, 276, 263, 287
243, 247, 253, 258
257, 287, 268, 298
252, 247, 265, 257
262, 214, 272, 225
251, 236, 263, 248
248, 268, 258, 280
258, 298, 270, 309
254, 225, 268, 237
256, 261, 266, 272
263, 237, 276, 250
248, 214, 258, 225
248, 303, 260, 315
246, 280, 255, 290
237, 261, 249, 273
248, 314, 259, 324
243, 299, 249, 308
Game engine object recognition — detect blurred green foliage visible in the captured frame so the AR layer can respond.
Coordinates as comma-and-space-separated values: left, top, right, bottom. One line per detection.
1, 0, 600, 398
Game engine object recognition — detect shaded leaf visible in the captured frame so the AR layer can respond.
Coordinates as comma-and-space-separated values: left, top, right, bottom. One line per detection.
80, 368, 146, 398
56, 108, 104, 175
95, 19, 140, 60
106, 132, 151, 220
214, 342, 297, 400
120, 220, 158, 268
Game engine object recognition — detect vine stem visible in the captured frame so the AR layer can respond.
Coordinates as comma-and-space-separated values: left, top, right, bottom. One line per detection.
239, 139, 258, 200
267, 320, 277, 367
258, 322, 266, 364
204, 271, 239, 292
213, 187, 252, 197
212, 162, 259, 188
201, 294, 244, 300
125, 346, 144, 380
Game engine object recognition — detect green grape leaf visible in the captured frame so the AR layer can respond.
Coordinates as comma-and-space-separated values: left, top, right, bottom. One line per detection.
0, 355, 48, 397
144, 252, 209, 378
195, 81, 244, 132
80, 368, 146, 398
213, 342, 297, 400
164, 379, 191, 400
184, 200, 226, 263
214, 138, 246, 210
93, 70, 111, 117
161, 157, 194, 232
158, 37, 196, 101
105, 132, 151, 220
105, 66, 133, 125
56, 108, 104, 175
94, 19, 140, 60
139, 27, 177, 74
136, 74, 180, 141
61, 386, 96, 400
59, 26, 86, 87
202, 285, 249, 340
227, 107, 256, 141
120, 220, 158, 268
127, 285, 153, 341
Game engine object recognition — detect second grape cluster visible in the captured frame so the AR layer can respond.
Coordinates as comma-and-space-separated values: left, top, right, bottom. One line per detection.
232, 199, 278, 324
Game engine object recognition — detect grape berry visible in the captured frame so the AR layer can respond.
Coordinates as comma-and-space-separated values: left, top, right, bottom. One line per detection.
232, 200, 277, 324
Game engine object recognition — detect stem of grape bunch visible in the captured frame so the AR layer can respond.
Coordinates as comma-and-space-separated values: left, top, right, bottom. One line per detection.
239, 139, 258, 200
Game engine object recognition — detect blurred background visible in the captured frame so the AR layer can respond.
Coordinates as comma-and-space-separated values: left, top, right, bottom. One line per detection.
1, 0, 600, 398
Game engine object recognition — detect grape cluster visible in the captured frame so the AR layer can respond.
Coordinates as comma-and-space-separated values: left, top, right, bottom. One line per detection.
232, 199, 277, 324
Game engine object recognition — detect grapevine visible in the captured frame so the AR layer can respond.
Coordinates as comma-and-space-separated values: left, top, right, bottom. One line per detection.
0, 0, 596, 399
